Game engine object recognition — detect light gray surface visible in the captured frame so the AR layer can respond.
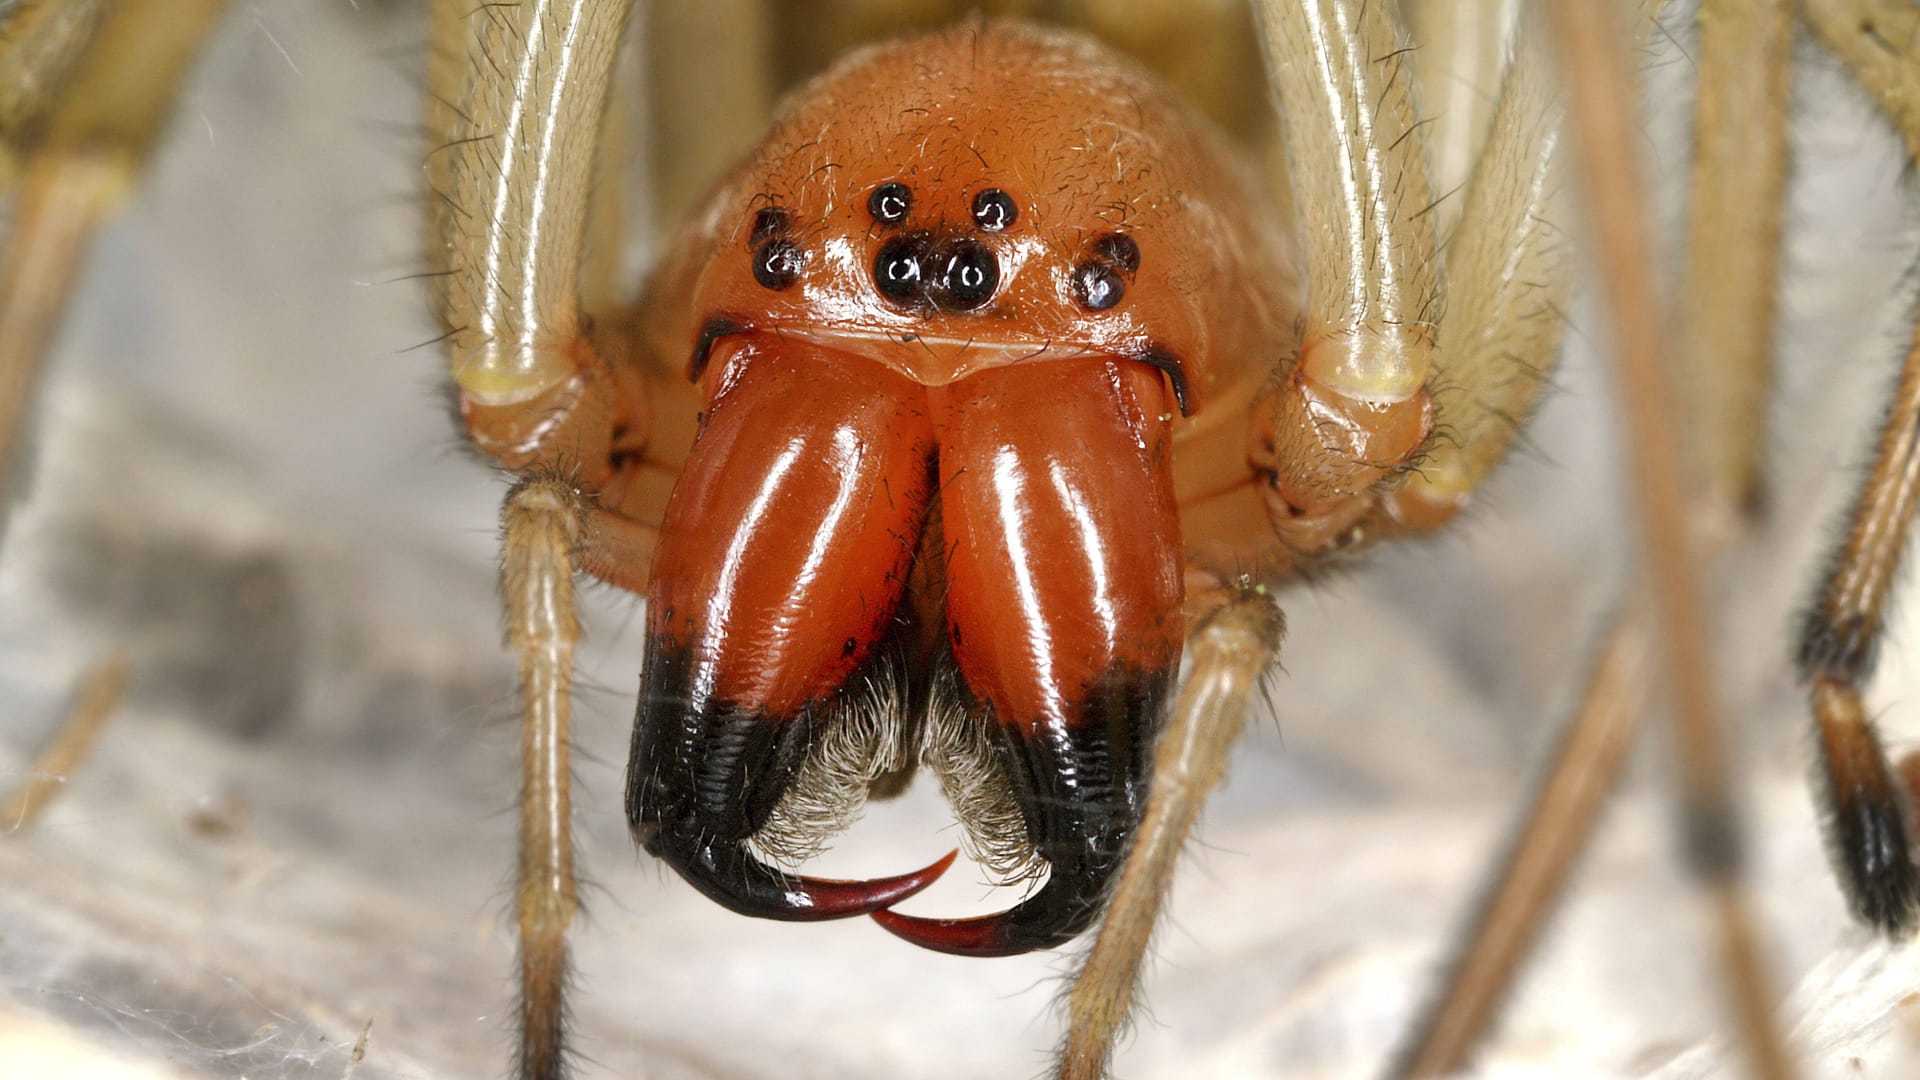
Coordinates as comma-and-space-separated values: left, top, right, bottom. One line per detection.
2, 4, 1920, 1078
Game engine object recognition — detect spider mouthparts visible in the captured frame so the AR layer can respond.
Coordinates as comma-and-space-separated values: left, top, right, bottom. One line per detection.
869, 854, 1113, 957
647, 827, 959, 921
788, 848, 960, 917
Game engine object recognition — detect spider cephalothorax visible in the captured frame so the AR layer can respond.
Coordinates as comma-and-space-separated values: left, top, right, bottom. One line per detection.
628, 21, 1295, 954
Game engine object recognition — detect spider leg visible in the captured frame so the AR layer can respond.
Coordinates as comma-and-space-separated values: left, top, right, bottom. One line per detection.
1393, 602, 1654, 1076
1244, 1, 1782, 1073
1403, 0, 1518, 245
499, 478, 586, 1080
1795, 0, 1920, 941
641, 1, 773, 233
1389, 0, 1573, 529
0, 653, 127, 831
1057, 584, 1285, 1080
498, 480, 678, 1080
1549, 1, 1793, 1075
0, 0, 225, 524
1249, 3, 1611, 1062
427, 0, 640, 484
1242, 0, 1569, 554
1678, 0, 1795, 517
1794, 233, 1920, 932
425, 4, 644, 1077
1247, 0, 1439, 562
1398, 0, 1797, 1071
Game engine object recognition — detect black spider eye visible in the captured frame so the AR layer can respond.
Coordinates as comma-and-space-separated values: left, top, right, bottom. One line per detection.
1072, 262, 1124, 311
753, 240, 804, 290
749, 207, 790, 246
1093, 232, 1140, 273
934, 241, 999, 309
972, 188, 1017, 232
874, 235, 927, 301
868, 182, 912, 225
1071, 232, 1137, 310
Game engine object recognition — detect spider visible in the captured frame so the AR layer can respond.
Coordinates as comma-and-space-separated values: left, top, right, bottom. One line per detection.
11, 0, 1920, 1068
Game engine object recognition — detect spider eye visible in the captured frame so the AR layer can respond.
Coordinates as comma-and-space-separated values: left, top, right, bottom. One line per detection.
1072, 232, 1138, 311
1093, 232, 1140, 273
749, 207, 790, 246
753, 240, 804, 290
874, 234, 927, 301
1072, 263, 1124, 311
972, 188, 1017, 232
934, 241, 999, 309
868, 182, 913, 225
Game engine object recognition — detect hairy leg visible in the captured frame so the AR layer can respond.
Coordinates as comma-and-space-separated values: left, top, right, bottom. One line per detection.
1403, 0, 1520, 242
1391, 2, 1573, 527
424, 4, 648, 1076
1248, 0, 1439, 562
500, 479, 584, 1080
1795, 0, 1920, 943
1058, 585, 1286, 1080
426, 0, 640, 484
1796, 286, 1920, 934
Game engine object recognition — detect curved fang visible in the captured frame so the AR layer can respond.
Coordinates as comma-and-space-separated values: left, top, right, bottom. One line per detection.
642, 824, 957, 921
870, 853, 1112, 956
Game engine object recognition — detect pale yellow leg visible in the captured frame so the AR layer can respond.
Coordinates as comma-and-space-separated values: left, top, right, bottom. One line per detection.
1057, 589, 1285, 1080
501, 479, 584, 1080
1392, 3, 1687, 529
1, 654, 128, 832
1681, 0, 1795, 514
642, 0, 773, 237
0, 0, 227, 516
1402, 0, 1522, 241
1249, 0, 1440, 552
424, 6, 651, 1078
1393, 4, 1574, 524
427, 0, 636, 468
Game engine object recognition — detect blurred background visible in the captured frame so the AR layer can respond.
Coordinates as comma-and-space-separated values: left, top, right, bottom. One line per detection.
2, 2, 1919, 1077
